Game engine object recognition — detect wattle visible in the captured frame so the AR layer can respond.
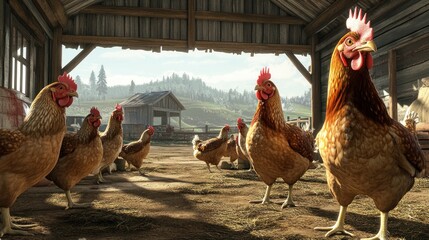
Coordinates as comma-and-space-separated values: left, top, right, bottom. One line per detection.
351, 51, 363, 70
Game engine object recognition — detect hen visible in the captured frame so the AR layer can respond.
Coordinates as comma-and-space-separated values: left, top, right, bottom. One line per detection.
119, 125, 155, 175
0, 73, 77, 236
192, 125, 230, 173
224, 134, 239, 168
246, 67, 313, 208
94, 104, 124, 183
236, 118, 252, 170
315, 8, 426, 240
46, 107, 102, 209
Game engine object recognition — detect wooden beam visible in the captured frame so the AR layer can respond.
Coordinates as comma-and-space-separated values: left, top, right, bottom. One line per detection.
285, 51, 311, 84
187, 0, 195, 50
304, 0, 357, 35
62, 45, 96, 74
9, 0, 45, 42
22, 0, 53, 38
34, 0, 58, 27
51, 27, 62, 82
62, 35, 312, 54
388, 50, 398, 120
80, 5, 306, 25
48, 0, 68, 28
310, 35, 322, 133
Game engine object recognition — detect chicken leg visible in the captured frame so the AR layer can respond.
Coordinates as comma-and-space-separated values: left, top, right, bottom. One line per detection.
281, 184, 295, 208
361, 211, 388, 240
205, 162, 212, 173
65, 190, 92, 210
314, 206, 354, 237
249, 185, 272, 204
0, 208, 34, 237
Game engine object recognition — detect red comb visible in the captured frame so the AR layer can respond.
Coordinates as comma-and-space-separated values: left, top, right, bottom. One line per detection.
148, 125, 155, 131
90, 107, 100, 116
257, 67, 271, 85
58, 72, 77, 91
346, 7, 373, 42
115, 104, 122, 111
237, 118, 243, 124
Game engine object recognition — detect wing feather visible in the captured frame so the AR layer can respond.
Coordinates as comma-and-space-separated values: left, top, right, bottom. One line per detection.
283, 124, 314, 161
58, 132, 78, 159
0, 129, 26, 157
197, 138, 226, 153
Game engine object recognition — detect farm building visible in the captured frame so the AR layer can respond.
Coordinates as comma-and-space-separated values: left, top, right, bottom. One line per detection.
0, 0, 428, 132
120, 91, 185, 139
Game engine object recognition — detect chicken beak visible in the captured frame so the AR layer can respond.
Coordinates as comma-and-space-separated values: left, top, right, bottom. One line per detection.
354, 40, 377, 52
68, 91, 79, 98
254, 85, 264, 91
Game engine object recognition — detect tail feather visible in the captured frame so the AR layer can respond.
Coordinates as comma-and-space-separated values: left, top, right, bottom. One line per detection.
192, 135, 200, 147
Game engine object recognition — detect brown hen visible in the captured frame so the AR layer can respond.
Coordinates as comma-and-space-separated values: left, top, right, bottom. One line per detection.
119, 125, 154, 175
246, 67, 313, 209
192, 125, 230, 172
0, 73, 77, 236
315, 8, 426, 240
46, 107, 102, 209
224, 134, 239, 168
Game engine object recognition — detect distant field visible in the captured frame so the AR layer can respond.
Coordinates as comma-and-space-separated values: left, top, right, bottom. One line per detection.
67, 97, 310, 128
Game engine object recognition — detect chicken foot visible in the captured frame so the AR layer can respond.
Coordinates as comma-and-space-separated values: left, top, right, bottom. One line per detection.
281, 184, 295, 208
65, 190, 93, 210
361, 212, 389, 240
249, 185, 272, 204
0, 208, 34, 237
314, 206, 354, 237
205, 162, 213, 173
96, 170, 110, 184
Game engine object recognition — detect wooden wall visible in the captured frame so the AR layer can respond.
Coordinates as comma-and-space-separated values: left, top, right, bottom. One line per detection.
316, 0, 429, 121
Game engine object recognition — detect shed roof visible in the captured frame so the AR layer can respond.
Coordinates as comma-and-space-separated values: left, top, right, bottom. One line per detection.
120, 91, 185, 110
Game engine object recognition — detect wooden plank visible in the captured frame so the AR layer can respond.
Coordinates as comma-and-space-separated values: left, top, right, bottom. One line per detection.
0, 1, 4, 87
51, 27, 62, 82
61, 45, 96, 74
187, 0, 195, 49
388, 50, 397, 120
9, 1, 45, 42
304, 0, 357, 35
311, 35, 322, 131
22, 0, 53, 38
80, 5, 306, 24
62, 35, 311, 54
285, 51, 311, 84
47, 0, 68, 28
34, 0, 58, 28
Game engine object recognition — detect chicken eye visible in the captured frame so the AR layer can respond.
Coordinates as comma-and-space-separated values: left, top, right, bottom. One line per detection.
266, 83, 272, 87
345, 38, 354, 46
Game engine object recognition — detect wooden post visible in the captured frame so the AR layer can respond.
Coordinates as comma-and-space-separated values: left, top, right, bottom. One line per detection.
388, 50, 398, 120
311, 35, 322, 132
51, 27, 62, 82
187, 0, 195, 50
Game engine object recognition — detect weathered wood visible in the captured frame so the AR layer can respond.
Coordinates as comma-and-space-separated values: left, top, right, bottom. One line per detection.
388, 50, 398, 120
61, 45, 96, 74
51, 27, 62, 83
9, 1, 45, 42
311, 35, 322, 132
22, 0, 53, 38
304, 0, 357, 35
62, 35, 311, 54
0, 2, 4, 87
285, 51, 311, 84
48, 0, 68, 28
34, 0, 58, 28
188, 0, 195, 49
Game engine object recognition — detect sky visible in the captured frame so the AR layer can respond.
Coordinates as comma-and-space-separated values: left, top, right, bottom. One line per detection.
62, 46, 311, 97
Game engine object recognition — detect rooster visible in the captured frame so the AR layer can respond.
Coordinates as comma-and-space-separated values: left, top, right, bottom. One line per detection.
94, 104, 124, 183
236, 118, 253, 171
119, 125, 155, 175
192, 125, 230, 173
314, 8, 426, 240
46, 107, 102, 209
224, 134, 239, 168
246, 67, 314, 208
0, 73, 77, 236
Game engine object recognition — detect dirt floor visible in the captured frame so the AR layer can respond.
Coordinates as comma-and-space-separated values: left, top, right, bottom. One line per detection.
6, 144, 429, 240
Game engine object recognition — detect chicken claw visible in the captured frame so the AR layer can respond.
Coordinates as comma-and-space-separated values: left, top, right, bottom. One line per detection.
361, 212, 389, 240
1, 208, 34, 237
249, 185, 272, 204
281, 185, 296, 208
65, 190, 93, 210
314, 206, 354, 237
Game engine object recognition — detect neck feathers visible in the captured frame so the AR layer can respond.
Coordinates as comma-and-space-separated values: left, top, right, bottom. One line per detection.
326, 48, 392, 125
251, 91, 285, 130
19, 87, 66, 137
103, 115, 122, 138
77, 120, 99, 144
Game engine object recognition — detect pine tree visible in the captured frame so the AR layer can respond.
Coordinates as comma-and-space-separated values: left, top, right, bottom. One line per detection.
97, 65, 108, 100
89, 71, 97, 98
129, 80, 135, 95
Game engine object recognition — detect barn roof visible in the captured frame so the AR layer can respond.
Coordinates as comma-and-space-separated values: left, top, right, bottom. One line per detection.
120, 91, 185, 110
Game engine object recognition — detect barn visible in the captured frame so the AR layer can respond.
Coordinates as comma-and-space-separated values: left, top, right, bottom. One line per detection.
120, 91, 185, 139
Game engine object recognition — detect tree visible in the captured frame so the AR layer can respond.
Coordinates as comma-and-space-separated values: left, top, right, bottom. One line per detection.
129, 80, 135, 95
97, 65, 108, 100
89, 71, 97, 98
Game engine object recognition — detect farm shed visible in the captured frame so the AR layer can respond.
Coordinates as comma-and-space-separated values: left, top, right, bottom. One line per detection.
120, 91, 185, 139
0, 0, 428, 132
